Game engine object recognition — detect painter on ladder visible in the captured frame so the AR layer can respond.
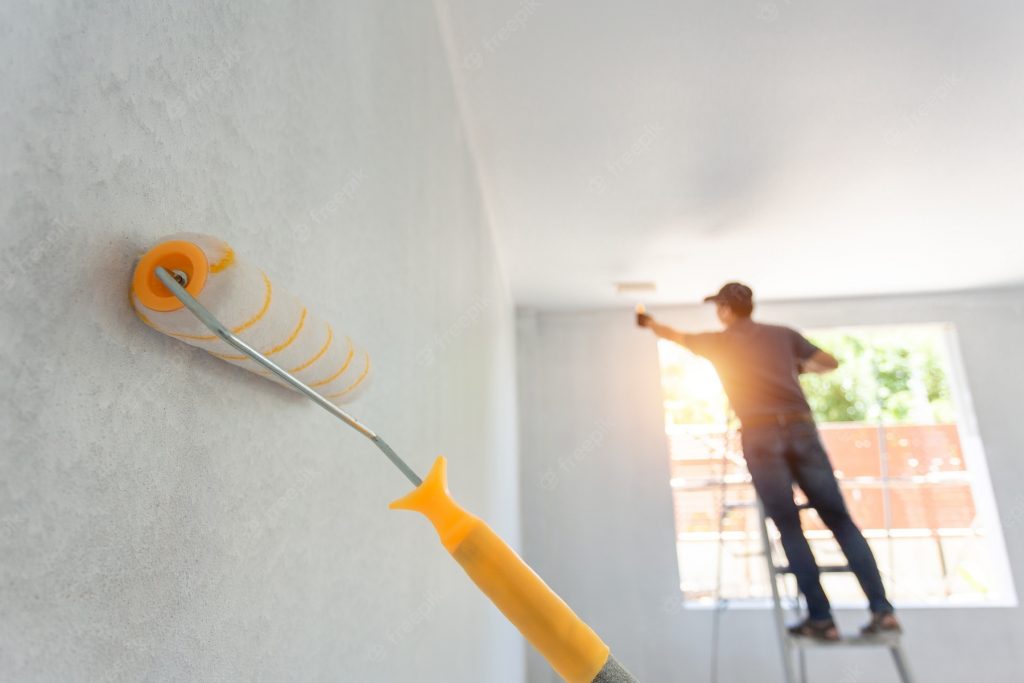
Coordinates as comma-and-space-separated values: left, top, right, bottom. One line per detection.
638, 282, 902, 641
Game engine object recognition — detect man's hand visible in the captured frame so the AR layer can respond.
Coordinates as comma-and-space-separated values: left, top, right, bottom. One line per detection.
800, 350, 840, 374
636, 313, 691, 348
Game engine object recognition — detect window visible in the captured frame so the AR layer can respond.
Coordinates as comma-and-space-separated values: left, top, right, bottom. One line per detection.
659, 323, 1016, 608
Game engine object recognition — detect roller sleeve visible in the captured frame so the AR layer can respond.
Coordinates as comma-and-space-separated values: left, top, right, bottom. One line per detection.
131, 234, 371, 404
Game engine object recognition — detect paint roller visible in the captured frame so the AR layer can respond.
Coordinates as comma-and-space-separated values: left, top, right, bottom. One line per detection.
131, 235, 638, 683
131, 234, 370, 402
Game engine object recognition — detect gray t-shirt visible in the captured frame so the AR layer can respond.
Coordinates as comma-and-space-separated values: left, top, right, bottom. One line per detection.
686, 318, 821, 422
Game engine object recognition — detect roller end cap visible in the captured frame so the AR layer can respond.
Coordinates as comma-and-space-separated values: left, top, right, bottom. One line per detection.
132, 240, 209, 312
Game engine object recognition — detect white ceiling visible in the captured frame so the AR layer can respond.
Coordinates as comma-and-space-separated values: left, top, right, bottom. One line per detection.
438, 0, 1024, 309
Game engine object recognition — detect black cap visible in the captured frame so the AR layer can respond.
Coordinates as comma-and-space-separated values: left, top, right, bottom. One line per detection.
703, 282, 753, 307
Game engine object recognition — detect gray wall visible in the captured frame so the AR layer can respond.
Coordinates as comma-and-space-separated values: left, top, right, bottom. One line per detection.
0, 2, 523, 681
518, 287, 1024, 682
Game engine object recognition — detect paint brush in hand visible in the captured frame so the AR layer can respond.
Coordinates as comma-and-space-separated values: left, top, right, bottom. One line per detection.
635, 303, 651, 328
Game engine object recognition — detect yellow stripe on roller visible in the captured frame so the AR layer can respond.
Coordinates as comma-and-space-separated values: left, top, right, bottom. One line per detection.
325, 352, 371, 399
289, 324, 333, 373
252, 322, 334, 377
210, 246, 235, 272
129, 295, 197, 352
308, 336, 355, 388
131, 295, 206, 340
131, 295, 157, 328
158, 270, 273, 342
210, 351, 248, 361
231, 271, 273, 334
267, 307, 307, 356
210, 306, 308, 362
164, 328, 219, 341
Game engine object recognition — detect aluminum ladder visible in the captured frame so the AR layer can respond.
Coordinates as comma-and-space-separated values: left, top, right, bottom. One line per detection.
739, 500, 916, 683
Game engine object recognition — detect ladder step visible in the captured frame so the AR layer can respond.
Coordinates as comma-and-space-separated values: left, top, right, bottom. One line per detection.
714, 596, 798, 606
709, 492, 915, 683
775, 564, 851, 574
724, 501, 812, 511
722, 501, 758, 510
789, 632, 904, 648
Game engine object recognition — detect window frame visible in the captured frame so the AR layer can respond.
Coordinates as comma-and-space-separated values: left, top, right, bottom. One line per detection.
660, 321, 1018, 610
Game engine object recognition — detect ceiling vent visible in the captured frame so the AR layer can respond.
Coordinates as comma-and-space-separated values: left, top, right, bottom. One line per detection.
614, 281, 656, 295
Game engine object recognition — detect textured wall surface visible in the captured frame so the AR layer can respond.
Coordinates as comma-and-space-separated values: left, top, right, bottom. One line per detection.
518, 288, 1024, 682
0, 2, 523, 681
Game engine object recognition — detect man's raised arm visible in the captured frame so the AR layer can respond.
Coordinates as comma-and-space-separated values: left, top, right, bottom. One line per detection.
637, 312, 693, 349
800, 350, 840, 374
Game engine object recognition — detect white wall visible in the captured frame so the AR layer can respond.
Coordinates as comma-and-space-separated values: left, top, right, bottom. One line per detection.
517, 287, 1024, 682
0, 2, 523, 681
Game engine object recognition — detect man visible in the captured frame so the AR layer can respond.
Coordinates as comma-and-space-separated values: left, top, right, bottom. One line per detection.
638, 282, 900, 640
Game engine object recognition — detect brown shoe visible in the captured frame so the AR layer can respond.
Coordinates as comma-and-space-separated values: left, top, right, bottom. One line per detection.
788, 617, 840, 641
861, 612, 902, 636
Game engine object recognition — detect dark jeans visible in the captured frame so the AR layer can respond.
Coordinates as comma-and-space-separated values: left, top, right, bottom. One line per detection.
741, 421, 894, 621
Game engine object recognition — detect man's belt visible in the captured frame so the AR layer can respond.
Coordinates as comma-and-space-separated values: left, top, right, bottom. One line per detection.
741, 412, 815, 428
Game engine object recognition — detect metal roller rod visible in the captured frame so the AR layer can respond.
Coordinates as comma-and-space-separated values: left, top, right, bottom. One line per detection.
154, 266, 422, 487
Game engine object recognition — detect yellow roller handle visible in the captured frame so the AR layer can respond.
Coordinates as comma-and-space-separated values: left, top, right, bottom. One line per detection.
390, 456, 610, 683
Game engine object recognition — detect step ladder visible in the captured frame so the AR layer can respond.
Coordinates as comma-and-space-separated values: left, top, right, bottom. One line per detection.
711, 498, 915, 683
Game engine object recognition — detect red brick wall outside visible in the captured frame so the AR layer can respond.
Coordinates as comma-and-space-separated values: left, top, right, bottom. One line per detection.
670, 423, 976, 536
